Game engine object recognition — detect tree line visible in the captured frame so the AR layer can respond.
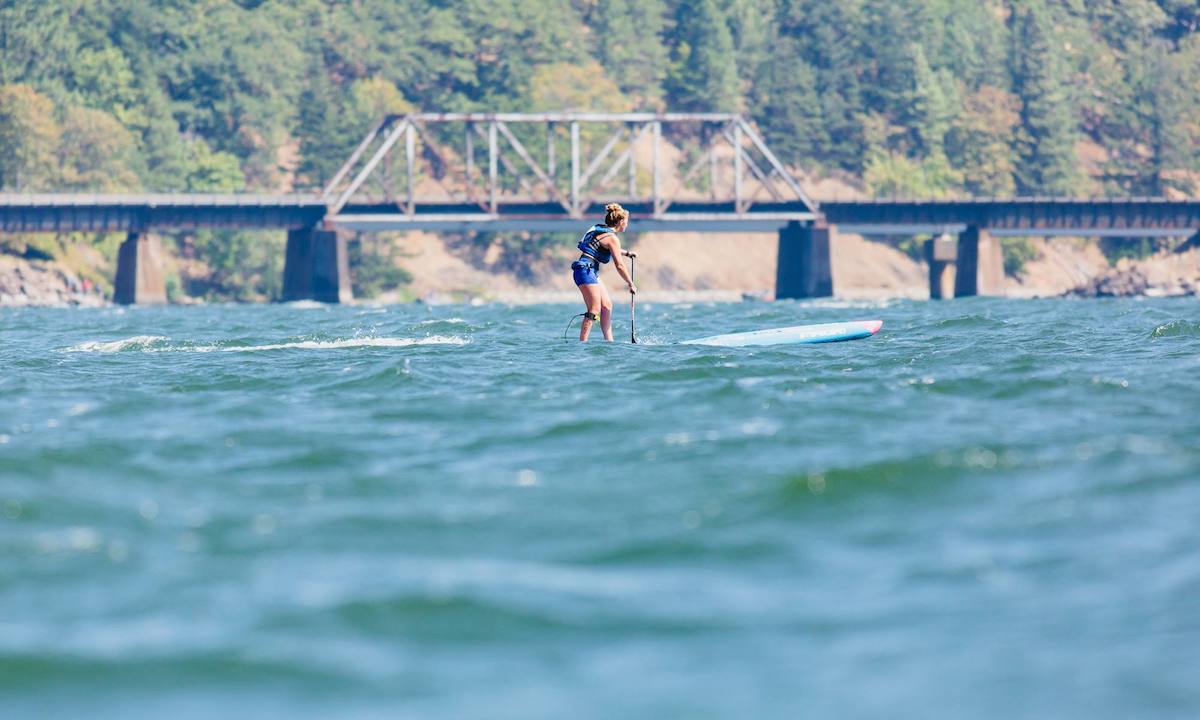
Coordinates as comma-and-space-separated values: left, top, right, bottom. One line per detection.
0, 0, 1198, 296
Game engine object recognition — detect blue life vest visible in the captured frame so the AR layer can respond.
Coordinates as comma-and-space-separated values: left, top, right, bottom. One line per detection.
577, 224, 614, 265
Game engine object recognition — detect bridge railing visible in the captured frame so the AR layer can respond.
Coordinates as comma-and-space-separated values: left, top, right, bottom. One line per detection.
320, 113, 818, 223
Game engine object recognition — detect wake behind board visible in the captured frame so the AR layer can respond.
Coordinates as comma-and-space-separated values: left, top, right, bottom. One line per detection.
680, 320, 883, 347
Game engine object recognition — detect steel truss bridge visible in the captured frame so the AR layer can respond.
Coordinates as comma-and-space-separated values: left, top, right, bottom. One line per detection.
0, 113, 1198, 302
324, 112, 818, 232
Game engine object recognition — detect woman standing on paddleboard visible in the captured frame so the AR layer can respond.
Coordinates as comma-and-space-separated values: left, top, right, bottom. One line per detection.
571, 203, 637, 342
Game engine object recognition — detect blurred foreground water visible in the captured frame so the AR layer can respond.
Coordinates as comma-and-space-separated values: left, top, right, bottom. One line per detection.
1, 298, 1198, 719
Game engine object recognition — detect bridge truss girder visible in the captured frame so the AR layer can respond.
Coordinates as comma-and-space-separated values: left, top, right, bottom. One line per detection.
321, 113, 818, 229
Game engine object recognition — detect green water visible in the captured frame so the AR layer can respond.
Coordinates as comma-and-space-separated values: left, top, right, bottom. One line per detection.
2, 299, 1198, 718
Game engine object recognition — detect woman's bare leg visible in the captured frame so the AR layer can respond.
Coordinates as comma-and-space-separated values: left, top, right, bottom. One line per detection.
599, 283, 614, 341
577, 283, 604, 341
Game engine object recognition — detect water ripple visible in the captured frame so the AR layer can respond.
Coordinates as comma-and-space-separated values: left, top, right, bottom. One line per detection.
3, 298, 1199, 719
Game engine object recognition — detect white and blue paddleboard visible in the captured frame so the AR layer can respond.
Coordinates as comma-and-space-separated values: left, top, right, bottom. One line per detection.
680, 320, 883, 347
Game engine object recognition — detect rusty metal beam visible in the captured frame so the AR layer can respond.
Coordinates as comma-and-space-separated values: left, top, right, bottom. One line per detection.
651, 121, 662, 215
322, 118, 387, 201
577, 125, 628, 198
410, 121, 487, 211
474, 122, 534, 200
382, 112, 743, 123
720, 126, 783, 203
733, 122, 744, 213
494, 121, 573, 214
592, 124, 648, 202
331, 118, 409, 214
659, 139, 723, 215
570, 121, 581, 214
737, 118, 818, 211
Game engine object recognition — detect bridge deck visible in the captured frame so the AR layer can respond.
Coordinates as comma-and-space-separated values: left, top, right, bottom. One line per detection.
823, 198, 1200, 234
0, 194, 327, 232
1, 194, 1197, 235
334, 200, 815, 232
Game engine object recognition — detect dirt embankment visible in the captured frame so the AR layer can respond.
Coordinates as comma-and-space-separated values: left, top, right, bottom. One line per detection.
4, 230, 1196, 306
384, 229, 929, 303
1007, 238, 1111, 297
388, 230, 1158, 302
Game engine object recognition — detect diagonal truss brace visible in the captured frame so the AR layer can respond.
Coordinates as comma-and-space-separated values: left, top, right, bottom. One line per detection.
322, 113, 817, 221
330, 118, 409, 214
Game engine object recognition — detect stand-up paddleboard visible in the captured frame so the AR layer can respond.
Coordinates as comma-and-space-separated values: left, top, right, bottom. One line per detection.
680, 320, 883, 347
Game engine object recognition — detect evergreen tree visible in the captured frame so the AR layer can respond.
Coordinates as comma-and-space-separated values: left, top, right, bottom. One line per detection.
0, 2, 77, 95
1082, 0, 1169, 51
751, 36, 827, 168
1157, 0, 1200, 42
1145, 36, 1200, 195
946, 85, 1020, 195
99, 0, 191, 190
295, 57, 351, 192
664, 0, 740, 112
721, 0, 773, 97
316, 0, 424, 92
775, 0, 866, 172
859, 1, 922, 132
415, 0, 581, 111
590, 0, 669, 110
921, 0, 1007, 90
1010, 0, 1085, 195
908, 43, 960, 159
139, 0, 304, 188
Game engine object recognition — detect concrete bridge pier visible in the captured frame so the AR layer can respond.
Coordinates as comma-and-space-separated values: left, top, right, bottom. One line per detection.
954, 225, 1005, 297
282, 227, 352, 303
925, 234, 957, 299
775, 220, 834, 299
113, 232, 167, 305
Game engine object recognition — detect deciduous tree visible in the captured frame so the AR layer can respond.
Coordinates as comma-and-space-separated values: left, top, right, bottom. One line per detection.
0, 84, 60, 190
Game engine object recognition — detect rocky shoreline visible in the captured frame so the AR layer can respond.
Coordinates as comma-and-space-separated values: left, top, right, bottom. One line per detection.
0, 256, 107, 307
1069, 248, 1200, 298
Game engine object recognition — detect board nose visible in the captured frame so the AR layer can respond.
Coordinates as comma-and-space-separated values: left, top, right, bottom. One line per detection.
865, 320, 884, 334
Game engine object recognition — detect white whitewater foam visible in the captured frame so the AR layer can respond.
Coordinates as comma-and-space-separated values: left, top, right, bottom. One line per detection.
795, 298, 896, 310
202, 336, 468, 352
64, 336, 169, 353
64, 336, 468, 353
418, 317, 467, 325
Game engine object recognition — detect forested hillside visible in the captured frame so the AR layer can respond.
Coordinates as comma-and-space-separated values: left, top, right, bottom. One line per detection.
1, 0, 1198, 298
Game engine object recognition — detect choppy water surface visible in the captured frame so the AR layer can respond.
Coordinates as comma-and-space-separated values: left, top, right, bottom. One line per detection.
2, 299, 1198, 719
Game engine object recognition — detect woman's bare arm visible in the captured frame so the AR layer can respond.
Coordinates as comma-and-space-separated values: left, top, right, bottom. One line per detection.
601, 233, 636, 292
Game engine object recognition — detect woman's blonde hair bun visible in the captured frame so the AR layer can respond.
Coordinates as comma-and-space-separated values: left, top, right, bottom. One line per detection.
604, 202, 629, 228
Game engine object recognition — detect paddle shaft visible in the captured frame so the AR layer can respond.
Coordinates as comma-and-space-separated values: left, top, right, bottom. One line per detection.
629, 256, 637, 344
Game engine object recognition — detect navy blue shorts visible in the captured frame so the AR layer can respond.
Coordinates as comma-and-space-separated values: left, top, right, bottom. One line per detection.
572, 260, 599, 286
